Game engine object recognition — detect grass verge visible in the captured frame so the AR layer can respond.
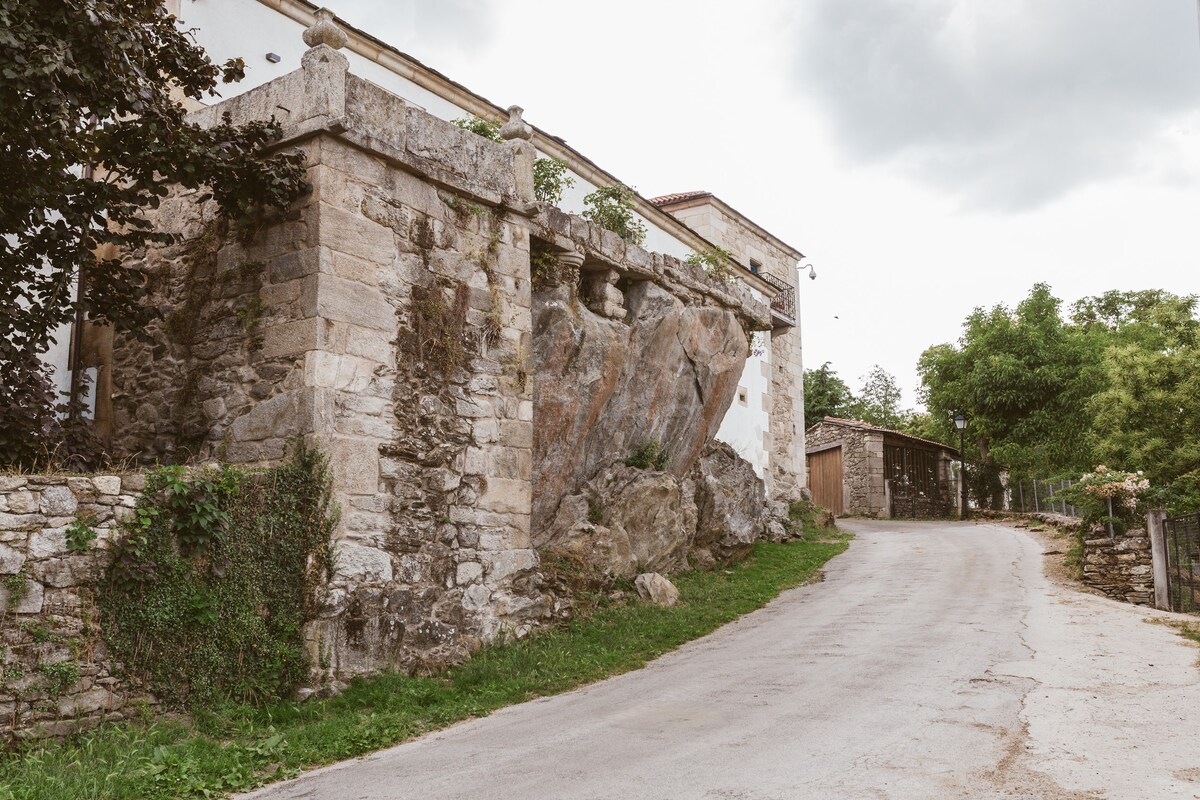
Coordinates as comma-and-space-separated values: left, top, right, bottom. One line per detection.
0, 518, 847, 800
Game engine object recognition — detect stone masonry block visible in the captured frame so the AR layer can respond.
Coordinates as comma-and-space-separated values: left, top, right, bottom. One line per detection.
325, 436, 382, 496
478, 477, 531, 516
317, 204, 395, 266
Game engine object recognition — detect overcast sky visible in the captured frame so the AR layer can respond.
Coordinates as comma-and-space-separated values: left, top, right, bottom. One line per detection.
328, 0, 1200, 409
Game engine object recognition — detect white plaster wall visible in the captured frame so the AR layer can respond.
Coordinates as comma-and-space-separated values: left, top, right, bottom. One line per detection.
714, 288, 772, 480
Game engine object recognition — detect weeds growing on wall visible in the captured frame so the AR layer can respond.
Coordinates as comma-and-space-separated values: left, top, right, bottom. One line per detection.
686, 245, 736, 284
451, 115, 503, 142
625, 440, 669, 471
533, 157, 575, 205
582, 184, 647, 246
98, 443, 338, 711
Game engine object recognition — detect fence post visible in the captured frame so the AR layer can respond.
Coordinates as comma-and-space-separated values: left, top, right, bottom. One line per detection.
1033, 479, 1039, 512
1147, 509, 1170, 611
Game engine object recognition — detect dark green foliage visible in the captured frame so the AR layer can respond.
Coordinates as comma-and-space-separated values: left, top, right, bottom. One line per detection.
803, 361, 854, 424
451, 116, 502, 142
582, 184, 647, 245
98, 444, 337, 711
533, 157, 574, 205
847, 365, 906, 430
918, 284, 1100, 507
0, 0, 309, 469
0, 533, 847, 800
625, 440, 669, 471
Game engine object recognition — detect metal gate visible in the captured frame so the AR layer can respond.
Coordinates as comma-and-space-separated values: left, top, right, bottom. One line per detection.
1165, 512, 1200, 613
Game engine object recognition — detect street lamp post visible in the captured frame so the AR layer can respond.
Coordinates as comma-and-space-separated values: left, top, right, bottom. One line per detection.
953, 413, 968, 520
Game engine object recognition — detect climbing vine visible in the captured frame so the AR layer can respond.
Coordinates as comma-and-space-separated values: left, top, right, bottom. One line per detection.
98, 443, 338, 710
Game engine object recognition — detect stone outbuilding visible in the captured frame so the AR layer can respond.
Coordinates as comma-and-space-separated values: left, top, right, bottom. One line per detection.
805, 417, 959, 518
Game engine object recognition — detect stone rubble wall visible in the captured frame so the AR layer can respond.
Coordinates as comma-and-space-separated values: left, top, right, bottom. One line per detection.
1082, 528, 1154, 606
804, 422, 886, 516
82, 33, 777, 701
107, 44, 546, 682
0, 475, 154, 738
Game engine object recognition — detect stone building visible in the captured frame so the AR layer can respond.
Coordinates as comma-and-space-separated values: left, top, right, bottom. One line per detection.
805, 418, 958, 518
6, 4, 818, 718
45, 0, 810, 504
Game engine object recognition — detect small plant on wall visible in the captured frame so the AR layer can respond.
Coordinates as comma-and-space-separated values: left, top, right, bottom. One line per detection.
686, 246, 737, 284
582, 184, 647, 245
625, 439, 669, 471
452, 115, 503, 142
533, 157, 575, 205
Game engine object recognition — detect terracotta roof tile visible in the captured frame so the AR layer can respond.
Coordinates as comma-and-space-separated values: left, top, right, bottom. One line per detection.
649, 191, 712, 206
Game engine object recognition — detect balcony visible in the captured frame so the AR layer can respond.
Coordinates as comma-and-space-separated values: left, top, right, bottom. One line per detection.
759, 271, 796, 328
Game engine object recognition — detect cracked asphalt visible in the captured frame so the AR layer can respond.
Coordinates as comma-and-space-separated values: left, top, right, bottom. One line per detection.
241, 520, 1200, 799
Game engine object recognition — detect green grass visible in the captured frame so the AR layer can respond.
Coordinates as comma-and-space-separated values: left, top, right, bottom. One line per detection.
0, 526, 848, 800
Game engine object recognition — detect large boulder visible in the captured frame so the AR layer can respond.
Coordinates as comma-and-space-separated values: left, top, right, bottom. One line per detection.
531, 280, 747, 538
692, 441, 769, 564
541, 461, 697, 578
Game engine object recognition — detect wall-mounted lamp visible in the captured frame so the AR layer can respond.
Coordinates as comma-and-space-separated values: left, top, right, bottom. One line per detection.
266, 52, 282, 63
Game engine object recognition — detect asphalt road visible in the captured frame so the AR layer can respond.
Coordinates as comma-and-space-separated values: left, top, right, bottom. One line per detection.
241, 520, 1200, 800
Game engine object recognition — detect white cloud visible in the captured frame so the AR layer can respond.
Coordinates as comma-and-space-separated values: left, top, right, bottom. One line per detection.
791, 0, 1200, 209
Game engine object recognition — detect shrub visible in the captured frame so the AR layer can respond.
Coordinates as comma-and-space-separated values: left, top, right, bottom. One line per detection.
1051, 465, 1149, 535
533, 158, 575, 205
99, 442, 338, 710
625, 440, 668, 471
451, 115, 502, 142
582, 184, 647, 245
685, 246, 736, 284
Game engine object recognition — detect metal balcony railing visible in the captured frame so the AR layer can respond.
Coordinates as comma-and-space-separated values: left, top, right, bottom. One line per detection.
759, 271, 796, 327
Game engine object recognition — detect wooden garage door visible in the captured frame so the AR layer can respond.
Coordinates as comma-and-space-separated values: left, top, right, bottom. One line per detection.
808, 447, 844, 516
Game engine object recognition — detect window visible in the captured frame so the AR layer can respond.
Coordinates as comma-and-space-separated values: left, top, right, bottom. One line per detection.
749, 259, 761, 274
737, 387, 748, 406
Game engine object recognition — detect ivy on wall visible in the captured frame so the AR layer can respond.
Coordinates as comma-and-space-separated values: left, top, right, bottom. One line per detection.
98, 442, 338, 710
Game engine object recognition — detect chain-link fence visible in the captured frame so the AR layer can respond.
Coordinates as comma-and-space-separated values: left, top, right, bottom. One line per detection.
1009, 478, 1079, 517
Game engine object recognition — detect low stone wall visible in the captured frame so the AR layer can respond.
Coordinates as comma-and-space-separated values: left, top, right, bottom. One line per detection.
1082, 527, 1154, 606
0, 475, 154, 738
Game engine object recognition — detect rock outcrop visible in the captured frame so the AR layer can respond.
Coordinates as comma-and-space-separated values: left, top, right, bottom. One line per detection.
540, 441, 790, 578
693, 441, 770, 566
532, 280, 748, 537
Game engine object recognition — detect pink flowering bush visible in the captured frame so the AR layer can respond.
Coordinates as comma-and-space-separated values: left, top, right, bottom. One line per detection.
1052, 465, 1150, 534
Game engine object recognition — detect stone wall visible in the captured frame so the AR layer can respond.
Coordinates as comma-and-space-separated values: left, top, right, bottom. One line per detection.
99, 27, 773, 686
105, 40, 546, 681
805, 421, 886, 516
0, 475, 154, 738
1082, 528, 1154, 606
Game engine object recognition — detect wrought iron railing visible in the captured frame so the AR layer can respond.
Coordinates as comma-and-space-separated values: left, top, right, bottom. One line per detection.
1165, 512, 1200, 613
759, 271, 796, 326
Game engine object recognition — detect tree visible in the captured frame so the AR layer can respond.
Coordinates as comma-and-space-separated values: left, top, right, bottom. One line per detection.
0, 0, 308, 468
848, 365, 905, 430
803, 362, 854, 424
917, 284, 1100, 507
1079, 290, 1200, 505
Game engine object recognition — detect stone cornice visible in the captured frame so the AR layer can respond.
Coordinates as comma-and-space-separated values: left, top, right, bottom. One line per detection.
251, 0, 783, 299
